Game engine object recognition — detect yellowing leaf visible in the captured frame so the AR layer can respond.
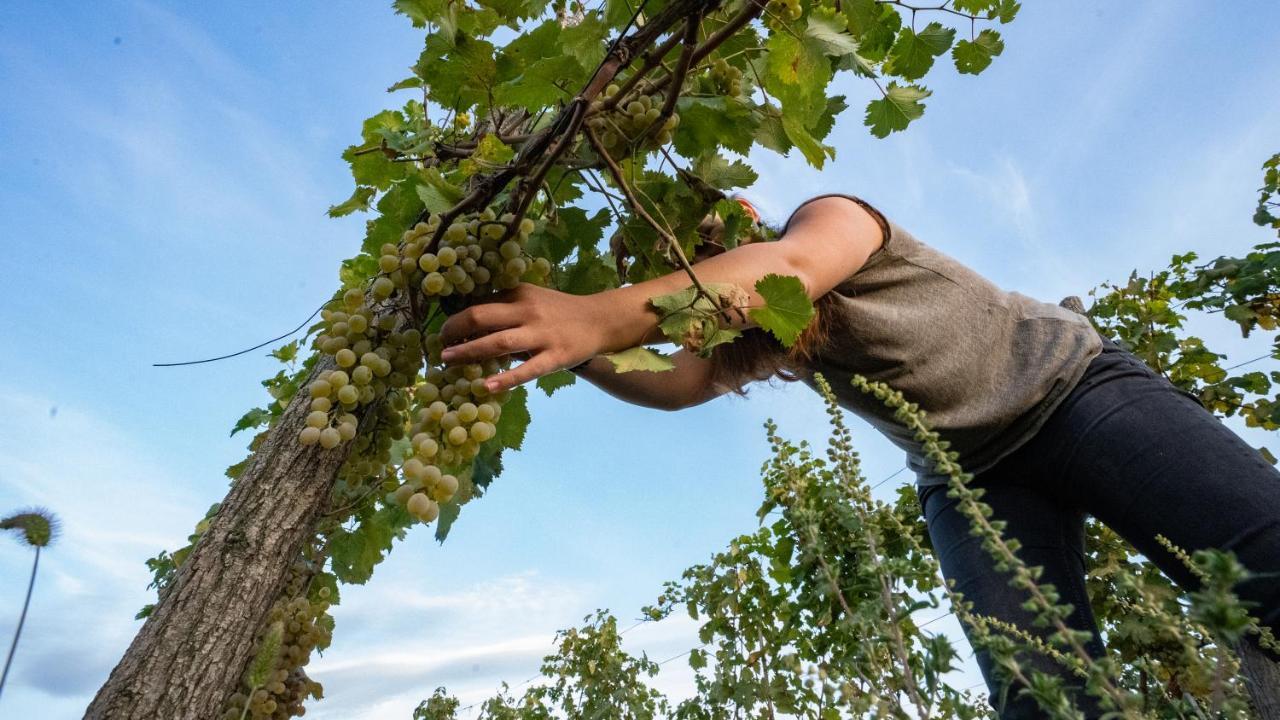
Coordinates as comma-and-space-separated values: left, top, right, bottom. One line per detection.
864, 82, 931, 138
604, 347, 676, 373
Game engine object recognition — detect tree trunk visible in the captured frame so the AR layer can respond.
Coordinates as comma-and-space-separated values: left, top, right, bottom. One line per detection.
85, 355, 350, 720
1239, 639, 1280, 720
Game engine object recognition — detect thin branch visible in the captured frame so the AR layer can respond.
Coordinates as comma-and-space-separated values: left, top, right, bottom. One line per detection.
585, 125, 726, 321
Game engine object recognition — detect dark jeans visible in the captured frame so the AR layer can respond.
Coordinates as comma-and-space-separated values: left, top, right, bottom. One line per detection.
919, 340, 1280, 718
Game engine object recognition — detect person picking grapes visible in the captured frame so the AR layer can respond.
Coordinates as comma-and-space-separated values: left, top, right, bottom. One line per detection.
437, 194, 1280, 718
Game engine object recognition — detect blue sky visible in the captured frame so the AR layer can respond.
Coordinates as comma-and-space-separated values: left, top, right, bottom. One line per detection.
1, 1, 1278, 717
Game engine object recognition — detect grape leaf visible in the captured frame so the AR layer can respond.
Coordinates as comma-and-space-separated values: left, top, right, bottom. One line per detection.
604, 347, 676, 373
343, 111, 413, 190
674, 96, 757, 157
230, 407, 271, 437
528, 206, 610, 263
764, 30, 831, 124
394, 0, 446, 27
885, 22, 955, 81
693, 153, 759, 191
864, 82, 931, 138
363, 179, 425, 253
749, 274, 815, 347
842, 0, 901, 62
416, 167, 464, 215
952, 29, 1004, 74
495, 386, 530, 450
559, 245, 619, 295
330, 504, 410, 584
954, 0, 1020, 22
783, 114, 834, 168
329, 186, 377, 217
753, 106, 792, 155
805, 12, 859, 59
270, 340, 299, 363
434, 500, 462, 543
417, 34, 497, 111
536, 370, 577, 396
812, 95, 849, 142
495, 55, 580, 109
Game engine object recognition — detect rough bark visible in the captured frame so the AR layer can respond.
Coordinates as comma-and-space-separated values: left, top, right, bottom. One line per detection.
85, 355, 351, 720
1239, 639, 1280, 720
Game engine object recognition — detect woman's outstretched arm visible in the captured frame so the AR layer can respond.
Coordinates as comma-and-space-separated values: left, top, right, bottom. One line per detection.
438, 195, 884, 395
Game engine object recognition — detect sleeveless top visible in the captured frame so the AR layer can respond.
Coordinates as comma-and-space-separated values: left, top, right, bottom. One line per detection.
783, 194, 1103, 486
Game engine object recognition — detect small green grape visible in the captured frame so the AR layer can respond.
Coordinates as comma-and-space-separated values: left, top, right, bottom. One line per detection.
422, 272, 446, 294
337, 422, 357, 441
318, 427, 342, 449
431, 474, 459, 502
352, 365, 373, 385
372, 277, 394, 299
337, 384, 359, 405
437, 246, 458, 267
407, 492, 435, 519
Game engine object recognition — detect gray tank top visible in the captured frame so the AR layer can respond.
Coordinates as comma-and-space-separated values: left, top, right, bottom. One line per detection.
783, 194, 1103, 485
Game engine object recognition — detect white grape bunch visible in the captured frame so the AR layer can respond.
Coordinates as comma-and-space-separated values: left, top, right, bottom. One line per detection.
587, 83, 680, 158
706, 57, 744, 97
294, 205, 536, 530
222, 563, 328, 720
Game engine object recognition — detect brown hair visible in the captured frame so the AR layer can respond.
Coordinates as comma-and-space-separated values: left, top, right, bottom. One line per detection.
709, 294, 836, 393
696, 196, 836, 393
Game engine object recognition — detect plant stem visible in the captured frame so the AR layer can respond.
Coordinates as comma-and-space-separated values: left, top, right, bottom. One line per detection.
0, 546, 40, 700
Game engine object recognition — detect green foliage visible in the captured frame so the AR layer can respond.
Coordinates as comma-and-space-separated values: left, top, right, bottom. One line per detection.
605, 346, 678, 373
525, 611, 669, 719
329, 503, 412, 585
413, 688, 462, 720
1089, 158, 1280, 435
419, 154, 1280, 714
138, 0, 1025, 716
245, 621, 284, 689
748, 273, 815, 347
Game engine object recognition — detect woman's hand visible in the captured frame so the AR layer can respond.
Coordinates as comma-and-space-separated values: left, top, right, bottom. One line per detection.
439, 283, 621, 393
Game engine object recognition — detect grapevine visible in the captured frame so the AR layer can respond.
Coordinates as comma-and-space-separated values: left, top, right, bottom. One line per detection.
100, 0, 1030, 717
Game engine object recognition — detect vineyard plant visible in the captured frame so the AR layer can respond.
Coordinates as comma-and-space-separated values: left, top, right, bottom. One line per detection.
70, 0, 1280, 717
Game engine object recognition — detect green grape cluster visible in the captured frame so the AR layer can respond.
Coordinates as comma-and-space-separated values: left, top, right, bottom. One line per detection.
384, 209, 549, 300
294, 206, 537, 530
707, 58, 743, 97
223, 565, 328, 720
299, 290, 425, 449
587, 84, 680, 158
767, 0, 802, 22
387, 346, 508, 524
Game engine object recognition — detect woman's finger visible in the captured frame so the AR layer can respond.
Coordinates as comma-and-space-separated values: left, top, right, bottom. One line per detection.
439, 300, 524, 347
440, 329, 533, 365
484, 352, 560, 394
